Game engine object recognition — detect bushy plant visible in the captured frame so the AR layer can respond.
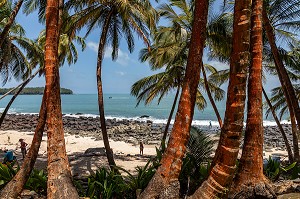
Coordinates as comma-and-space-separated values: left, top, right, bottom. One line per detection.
0, 163, 18, 189
264, 156, 296, 181
25, 169, 47, 195
179, 127, 215, 197
86, 167, 126, 199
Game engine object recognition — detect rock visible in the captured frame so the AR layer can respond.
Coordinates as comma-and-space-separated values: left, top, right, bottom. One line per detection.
278, 193, 300, 199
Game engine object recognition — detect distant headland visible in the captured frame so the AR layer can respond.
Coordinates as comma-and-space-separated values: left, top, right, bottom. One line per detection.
0, 87, 73, 95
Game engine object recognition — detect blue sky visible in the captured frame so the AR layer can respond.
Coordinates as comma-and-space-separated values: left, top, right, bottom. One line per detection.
3, 0, 280, 94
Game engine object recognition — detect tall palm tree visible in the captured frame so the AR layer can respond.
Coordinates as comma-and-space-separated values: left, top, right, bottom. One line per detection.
139, 0, 209, 198
230, 0, 276, 197
263, 0, 300, 149
44, 0, 78, 197
68, 0, 157, 169
191, 0, 251, 197
0, 15, 85, 199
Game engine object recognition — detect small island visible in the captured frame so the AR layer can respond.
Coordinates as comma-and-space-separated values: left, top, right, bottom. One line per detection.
0, 87, 73, 95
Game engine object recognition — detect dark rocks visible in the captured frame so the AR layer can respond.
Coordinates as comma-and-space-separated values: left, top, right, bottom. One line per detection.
1, 114, 165, 144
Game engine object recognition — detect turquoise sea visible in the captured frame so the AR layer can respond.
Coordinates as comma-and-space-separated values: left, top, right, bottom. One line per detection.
0, 94, 287, 126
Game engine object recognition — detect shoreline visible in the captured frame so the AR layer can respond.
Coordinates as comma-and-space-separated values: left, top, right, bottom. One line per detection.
1, 114, 296, 163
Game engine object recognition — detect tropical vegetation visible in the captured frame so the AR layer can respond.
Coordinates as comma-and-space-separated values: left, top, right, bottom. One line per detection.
0, 0, 300, 198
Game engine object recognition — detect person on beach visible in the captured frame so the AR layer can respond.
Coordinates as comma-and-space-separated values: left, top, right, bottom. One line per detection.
209, 120, 212, 129
140, 141, 144, 156
19, 138, 28, 159
3, 149, 14, 164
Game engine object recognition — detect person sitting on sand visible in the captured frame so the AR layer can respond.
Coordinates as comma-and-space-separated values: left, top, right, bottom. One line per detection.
139, 141, 144, 156
3, 149, 14, 164
19, 138, 28, 159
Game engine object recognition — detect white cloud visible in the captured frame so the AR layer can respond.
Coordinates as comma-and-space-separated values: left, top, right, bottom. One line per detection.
87, 41, 132, 66
116, 71, 126, 76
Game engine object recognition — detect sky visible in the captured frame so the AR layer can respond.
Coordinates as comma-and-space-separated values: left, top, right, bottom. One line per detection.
3, 0, 281, 94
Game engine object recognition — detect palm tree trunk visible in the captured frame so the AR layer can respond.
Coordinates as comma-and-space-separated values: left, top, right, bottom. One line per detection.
262, 4, 300, 137
0, 84, 22, 101
161, 86, 180, 152
0, 91, 46, 198
139, 1, 209, 198
45, 0, 78, 198
201, 64, 223, 128
230, 0, 276, 197
263, 87, 294, 163
0, 69, 40, 127
191, 0, 251, 198
0, 0, 24, 48
96, 10, 116, 169
290, 111, 300, 161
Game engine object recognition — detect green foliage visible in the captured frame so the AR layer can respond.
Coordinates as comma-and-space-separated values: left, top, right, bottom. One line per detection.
118, 160, 156, 198
0, 163, 18, 189
86, 167, 126, 199
179, 127, 215, 196
264, 156, 296, 181
24, 169, 47, 195
0, 87, 73, 95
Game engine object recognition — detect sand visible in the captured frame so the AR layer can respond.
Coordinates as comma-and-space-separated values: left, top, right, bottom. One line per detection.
0, 130, 158, 177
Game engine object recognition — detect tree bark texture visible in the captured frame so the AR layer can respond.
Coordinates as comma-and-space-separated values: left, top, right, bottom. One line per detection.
139, 0, 209, 198
262, 4, 300, 142
96, 10, 117, 169
290, 112, 300, 161
262, 87, 294, 163
45, 0, 79, 198
0, 0, 24, 48
190, 0, 251, 198
201, 64, 223, 128
0, 91, 46, 199
230, 0, 276, 197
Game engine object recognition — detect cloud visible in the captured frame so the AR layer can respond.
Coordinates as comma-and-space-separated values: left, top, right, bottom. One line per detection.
87, 41, 132, 66
116, 71, 126, 76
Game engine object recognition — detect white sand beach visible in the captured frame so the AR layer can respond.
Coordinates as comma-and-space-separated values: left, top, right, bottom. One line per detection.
0, 130, 158, 177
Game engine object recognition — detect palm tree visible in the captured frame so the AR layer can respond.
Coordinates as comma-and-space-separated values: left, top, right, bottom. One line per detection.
68, 0, 157, 169
44, 0, 78, 197
0, 14, 85, 198
229, 0, 276, 197
263, 87, 294, 163
0, 0, 24, 48
263, 0, 300, 148
139, 0, 209, 198
0, 3, 30, 86
191, 0, 251, 197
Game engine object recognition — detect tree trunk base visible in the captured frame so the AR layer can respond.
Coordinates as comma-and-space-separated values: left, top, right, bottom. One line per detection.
138, 172, 180, 199
229, 182, 276, 199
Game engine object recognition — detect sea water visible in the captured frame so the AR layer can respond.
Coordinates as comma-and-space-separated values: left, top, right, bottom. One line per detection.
0, 94, 289, 127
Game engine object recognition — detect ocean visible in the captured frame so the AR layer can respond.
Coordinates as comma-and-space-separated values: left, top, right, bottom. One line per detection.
0, 94, 289, 126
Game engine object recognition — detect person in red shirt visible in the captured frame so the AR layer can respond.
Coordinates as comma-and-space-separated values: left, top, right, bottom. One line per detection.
19, 138, 28, 159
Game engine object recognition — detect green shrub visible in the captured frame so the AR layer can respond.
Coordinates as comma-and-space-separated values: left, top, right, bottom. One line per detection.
25, 169, 47, 195
264, 156, 296, 181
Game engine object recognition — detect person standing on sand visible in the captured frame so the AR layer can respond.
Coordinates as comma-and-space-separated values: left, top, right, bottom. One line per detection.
19, 138, 28, 159
140, 141, 144, 156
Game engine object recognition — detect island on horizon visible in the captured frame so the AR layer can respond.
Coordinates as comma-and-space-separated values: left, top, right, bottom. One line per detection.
0, 87, 73, 95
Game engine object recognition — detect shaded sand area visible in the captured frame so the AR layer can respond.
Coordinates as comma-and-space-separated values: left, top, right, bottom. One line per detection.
0, 130, 157, 177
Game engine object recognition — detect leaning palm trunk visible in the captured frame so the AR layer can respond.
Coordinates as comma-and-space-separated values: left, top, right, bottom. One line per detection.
0, 0, 24, 48
290, 112, 300, 161
263, 5, 300, 137
0, 69, 40, 127
139, 1, 209, 198
161, 86, 180, 151
201, 64, 222, 128
263, 87, 294, 163
96, 10, 117, 169
190, 0, 251, 198
230, 0, 276, 197
0, 84, 22, 101
0, 91, 46, 198
45, 0, 78, 198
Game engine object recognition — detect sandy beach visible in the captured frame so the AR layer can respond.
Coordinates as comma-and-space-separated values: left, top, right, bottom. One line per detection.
0, 130, 158, 177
